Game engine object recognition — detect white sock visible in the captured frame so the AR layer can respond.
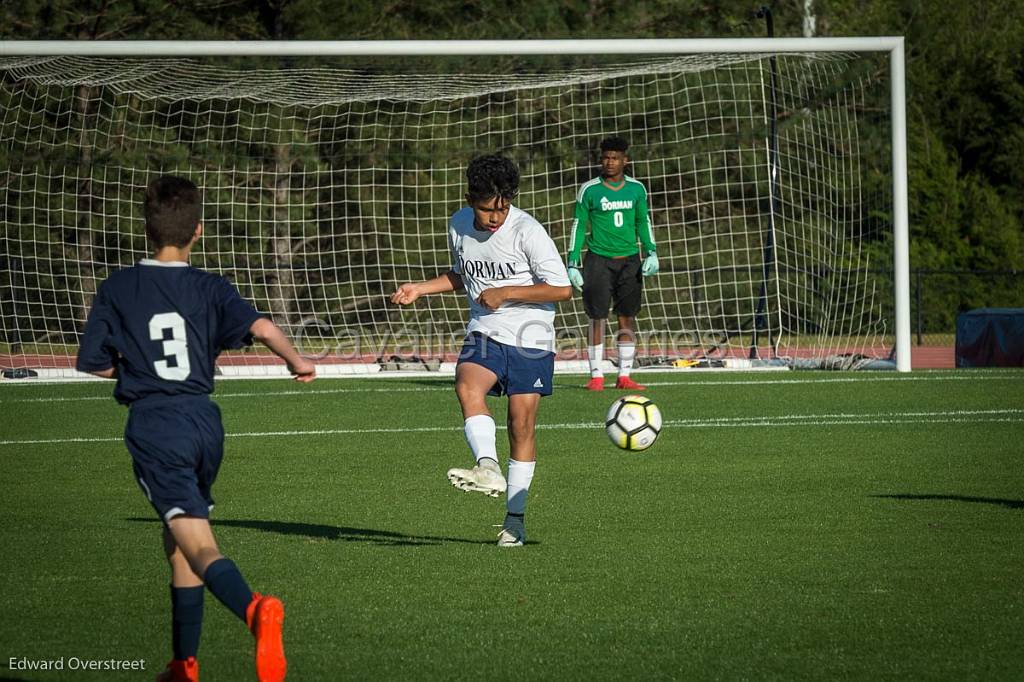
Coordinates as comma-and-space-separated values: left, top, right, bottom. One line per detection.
618, 343, 636, 378
464, 414, 498, 466
506, 459, 536, 515
588, 344, 604, 378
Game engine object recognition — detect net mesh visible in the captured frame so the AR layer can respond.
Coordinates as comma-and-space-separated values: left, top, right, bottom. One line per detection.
0, 52, 893, 377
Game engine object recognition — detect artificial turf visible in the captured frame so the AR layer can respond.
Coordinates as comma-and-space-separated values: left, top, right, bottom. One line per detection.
1, 369, 1022, 680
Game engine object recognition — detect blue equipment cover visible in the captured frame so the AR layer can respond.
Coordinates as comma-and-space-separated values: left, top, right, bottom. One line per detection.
955, 308, 1024, 367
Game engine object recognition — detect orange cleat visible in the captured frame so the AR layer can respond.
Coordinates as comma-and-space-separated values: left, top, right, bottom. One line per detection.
246, 593, 287, 682
615, 376, 646, 391
586, 377, 605, 391
155, 657, 199, 682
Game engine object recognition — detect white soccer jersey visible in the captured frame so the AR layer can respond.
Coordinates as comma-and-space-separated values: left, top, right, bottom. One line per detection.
449, 205, 570, 351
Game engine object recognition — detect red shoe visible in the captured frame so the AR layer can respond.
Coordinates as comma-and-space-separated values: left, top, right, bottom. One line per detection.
615, 376, 646, 391
156, 657, 199, 682
246, 593, 287, 682
586, 377, 605, 391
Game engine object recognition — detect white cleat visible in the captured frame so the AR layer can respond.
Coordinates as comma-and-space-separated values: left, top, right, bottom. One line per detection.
446, 464, 507, 498
497, 516, 525, 547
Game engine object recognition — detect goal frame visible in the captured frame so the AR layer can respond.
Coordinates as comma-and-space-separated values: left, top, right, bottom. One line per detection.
0, 37, 912, 372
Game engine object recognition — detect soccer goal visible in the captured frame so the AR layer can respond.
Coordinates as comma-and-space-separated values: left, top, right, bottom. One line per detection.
0, 39, 910, 379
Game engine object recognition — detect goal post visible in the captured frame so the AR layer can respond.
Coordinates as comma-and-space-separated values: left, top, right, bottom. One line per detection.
0, 38, 911, 379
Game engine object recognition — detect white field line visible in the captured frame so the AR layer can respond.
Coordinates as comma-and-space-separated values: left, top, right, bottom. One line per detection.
1, 371, 1022, 404
2, 408, 1022, 447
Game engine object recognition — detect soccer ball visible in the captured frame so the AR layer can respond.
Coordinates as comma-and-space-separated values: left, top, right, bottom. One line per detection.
605, 395, 662, 451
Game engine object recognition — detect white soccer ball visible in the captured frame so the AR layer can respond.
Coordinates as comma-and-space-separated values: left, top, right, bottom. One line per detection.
605, 394, 662, 451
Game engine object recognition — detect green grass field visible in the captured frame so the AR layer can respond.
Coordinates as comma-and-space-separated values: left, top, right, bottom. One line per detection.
2, 369, 1023, 680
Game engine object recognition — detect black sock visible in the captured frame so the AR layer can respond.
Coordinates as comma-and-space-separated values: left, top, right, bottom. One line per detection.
170, 585, 204, 660
203, 558, 253, 623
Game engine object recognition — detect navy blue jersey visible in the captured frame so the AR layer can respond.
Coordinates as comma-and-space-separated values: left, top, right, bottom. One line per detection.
76, 260, 263, 404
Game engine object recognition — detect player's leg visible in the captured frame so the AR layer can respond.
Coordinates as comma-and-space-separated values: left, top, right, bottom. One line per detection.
167, 518, 273, 647
455, 359, 496, 421
160, 517, 250, 682
448, 335, 507, 496
130, 400, 285, 682
507, 393, 539, 462
159, 526, 203, 682
167, 516, 285, 682
126, 407, 210, 682
497, 347, 553, 546
582, 252, 613, 390
200, 401, 288, 682
504, 397, 539, 552
616, 314, 637, 346
588, 317, 607, 348
615, 313, 644, 389
166, 517, 246, 617
499, 394, 540, 547
586, 317, 606, 391
613, 255, 646, 390
164, 402, 254, 627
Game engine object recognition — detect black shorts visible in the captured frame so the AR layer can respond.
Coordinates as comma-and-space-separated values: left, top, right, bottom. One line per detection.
124, 394, 225, 523
582, 251, 643, 319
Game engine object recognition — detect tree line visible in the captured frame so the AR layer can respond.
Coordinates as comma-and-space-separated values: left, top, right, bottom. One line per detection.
1, 0, 1021, 349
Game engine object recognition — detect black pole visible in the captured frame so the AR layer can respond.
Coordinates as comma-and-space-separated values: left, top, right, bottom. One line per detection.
915, 269, 923, 345
757, 4, 775, 36
749, 5, 781, 360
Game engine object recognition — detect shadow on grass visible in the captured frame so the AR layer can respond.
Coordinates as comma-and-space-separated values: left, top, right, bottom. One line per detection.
126, 517, 501, 546
870, 494, 1024, 510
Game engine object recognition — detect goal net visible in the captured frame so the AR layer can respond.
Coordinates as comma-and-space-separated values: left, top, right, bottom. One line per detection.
0, 46, 902, 379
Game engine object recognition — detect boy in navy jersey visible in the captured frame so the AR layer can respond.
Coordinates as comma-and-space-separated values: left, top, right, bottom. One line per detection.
76, 176, 315, 682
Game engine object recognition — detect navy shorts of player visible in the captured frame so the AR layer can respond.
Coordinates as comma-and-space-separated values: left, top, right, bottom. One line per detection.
124, 394, 225, 523
458, 332, 554, 397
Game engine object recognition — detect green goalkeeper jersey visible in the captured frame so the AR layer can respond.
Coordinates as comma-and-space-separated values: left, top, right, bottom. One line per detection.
567, 175, 655, 267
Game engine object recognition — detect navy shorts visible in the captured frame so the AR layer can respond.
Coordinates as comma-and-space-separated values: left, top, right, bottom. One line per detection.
582, 251, 643, 318
124, 394, 225, 523
458, 332, 555, 397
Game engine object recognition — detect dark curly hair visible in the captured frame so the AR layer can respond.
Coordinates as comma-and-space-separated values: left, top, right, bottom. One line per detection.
466, 154, 520, 203
599, 136, 629, 154
143, 175, 202, 248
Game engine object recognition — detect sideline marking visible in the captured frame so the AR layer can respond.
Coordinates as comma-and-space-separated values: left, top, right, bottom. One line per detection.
2, 371, 1021, 404
3, 408, 1021, 446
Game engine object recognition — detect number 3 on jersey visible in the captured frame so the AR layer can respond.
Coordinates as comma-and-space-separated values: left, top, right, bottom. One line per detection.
149, 312, 191, 380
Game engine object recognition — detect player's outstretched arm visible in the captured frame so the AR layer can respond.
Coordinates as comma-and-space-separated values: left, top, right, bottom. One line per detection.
87, 367, 117, 379
250, 317, 316, 383
391, 271, 463, 306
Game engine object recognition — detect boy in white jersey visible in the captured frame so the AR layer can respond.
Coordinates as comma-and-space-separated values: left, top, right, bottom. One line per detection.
391, 154, 572, 547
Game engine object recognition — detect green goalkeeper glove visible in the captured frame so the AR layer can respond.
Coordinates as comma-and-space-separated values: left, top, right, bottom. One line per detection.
641, 252, 659, 276
568, 266, 584, 291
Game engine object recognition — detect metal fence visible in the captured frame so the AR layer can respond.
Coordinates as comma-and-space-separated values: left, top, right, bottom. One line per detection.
911, 269, 1024, 345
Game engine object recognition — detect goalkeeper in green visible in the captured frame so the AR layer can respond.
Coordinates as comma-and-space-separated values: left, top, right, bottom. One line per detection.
567, 136, 658, 391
